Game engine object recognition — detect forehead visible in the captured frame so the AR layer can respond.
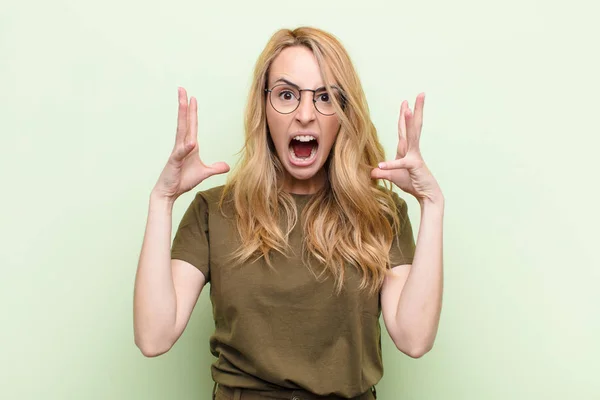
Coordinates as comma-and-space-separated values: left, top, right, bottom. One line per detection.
268, 46, 326, 88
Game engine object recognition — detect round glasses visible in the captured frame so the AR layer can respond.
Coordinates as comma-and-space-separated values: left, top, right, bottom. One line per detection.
265, 84, 344, 116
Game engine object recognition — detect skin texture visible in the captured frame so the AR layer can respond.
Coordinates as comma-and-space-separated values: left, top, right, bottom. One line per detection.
265, 46, 445, 358
373, 93, 445, 358
135, 40, 444, 361
265, 46, 341, 195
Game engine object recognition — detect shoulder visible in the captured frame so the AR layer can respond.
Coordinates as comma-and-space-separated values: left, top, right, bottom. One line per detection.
375, 185, 408, 209
189, 185, 235, 218
195, 184, 226, 204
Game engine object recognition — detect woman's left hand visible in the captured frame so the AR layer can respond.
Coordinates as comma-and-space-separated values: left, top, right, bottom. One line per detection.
371, 93, 443, 204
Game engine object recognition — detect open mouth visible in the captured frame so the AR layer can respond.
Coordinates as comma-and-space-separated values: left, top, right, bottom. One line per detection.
288, 135, 318, 164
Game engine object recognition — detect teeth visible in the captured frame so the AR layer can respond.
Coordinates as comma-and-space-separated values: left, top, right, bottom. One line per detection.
289, 145, 317, 161
293, 135, 316, 142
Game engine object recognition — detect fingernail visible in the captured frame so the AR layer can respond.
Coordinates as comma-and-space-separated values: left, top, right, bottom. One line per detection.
378, 162, 385, 169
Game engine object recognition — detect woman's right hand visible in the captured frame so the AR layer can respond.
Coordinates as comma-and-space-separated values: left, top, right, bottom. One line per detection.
152, 87, 230, 202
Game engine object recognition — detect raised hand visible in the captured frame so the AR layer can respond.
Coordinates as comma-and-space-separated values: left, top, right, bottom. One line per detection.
371, 93, 442, 203
152, 87, 230, 201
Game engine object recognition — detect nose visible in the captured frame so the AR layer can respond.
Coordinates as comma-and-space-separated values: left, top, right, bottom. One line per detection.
295, 92, 316, 124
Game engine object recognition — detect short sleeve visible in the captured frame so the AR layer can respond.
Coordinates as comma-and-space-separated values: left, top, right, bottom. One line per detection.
389, 192, 416, 266
171, 192, 210, 282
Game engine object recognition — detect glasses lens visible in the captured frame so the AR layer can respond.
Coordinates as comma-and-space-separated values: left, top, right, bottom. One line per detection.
270, 85, 300, 114
314, 87, 343, 115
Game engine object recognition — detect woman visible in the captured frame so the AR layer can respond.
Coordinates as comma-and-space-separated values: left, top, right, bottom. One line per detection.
133, 27, 444, 400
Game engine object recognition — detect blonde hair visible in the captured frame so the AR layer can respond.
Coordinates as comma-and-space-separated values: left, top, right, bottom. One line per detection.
221, 26, 402, 296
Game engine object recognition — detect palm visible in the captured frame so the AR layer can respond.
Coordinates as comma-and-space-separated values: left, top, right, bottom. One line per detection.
371, 93, 440, 201
389, 152, 418, 195
176, 147, 213, 193
155, 87, 229, 200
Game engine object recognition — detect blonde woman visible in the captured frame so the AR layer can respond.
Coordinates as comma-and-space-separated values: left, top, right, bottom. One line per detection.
134, 27, 444, 400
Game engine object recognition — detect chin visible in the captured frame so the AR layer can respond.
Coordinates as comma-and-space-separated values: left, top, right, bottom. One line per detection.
283, 160, 322, 181
277, 151, 330, 186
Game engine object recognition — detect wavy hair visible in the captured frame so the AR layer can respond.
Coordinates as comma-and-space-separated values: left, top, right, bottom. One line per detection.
221, 26, 403, 296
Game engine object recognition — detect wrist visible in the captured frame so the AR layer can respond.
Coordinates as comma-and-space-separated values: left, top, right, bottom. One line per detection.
149, 190, 176, 211
418, 192, 445, 209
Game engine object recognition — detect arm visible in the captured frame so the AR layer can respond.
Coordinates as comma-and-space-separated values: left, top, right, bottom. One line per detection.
381, 196, 444, 358
373, 92, 444, 358
133, 87, 227, 357
133, 192, 207, 357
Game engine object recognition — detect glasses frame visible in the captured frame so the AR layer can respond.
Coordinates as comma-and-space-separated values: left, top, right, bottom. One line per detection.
264, 83, 345, 116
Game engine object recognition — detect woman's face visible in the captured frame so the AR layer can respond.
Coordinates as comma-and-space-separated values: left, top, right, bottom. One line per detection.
265, 46, 341, 194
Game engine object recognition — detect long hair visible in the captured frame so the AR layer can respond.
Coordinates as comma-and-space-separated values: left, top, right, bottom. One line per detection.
221, 26, 402, 296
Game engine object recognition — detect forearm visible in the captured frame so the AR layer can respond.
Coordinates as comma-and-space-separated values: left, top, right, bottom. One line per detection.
133, 192, 178, 355
395, 196, 444, 355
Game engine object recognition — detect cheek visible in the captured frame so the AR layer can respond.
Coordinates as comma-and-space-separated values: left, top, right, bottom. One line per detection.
266, 109, 288, 144
322, 120, 341, 148
265, 107, 275, 134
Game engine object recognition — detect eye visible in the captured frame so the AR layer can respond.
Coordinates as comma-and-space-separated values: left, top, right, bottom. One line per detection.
317, 93, 330, 103
279, 90, 296, 101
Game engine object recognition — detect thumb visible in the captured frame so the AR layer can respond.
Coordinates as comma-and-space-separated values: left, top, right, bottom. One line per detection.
370, 167, 393, 181
207, 161, 230, 175
378, 158, 412, 170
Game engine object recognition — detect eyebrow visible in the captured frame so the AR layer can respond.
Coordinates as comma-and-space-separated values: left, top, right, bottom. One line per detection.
272, 78, 328, 92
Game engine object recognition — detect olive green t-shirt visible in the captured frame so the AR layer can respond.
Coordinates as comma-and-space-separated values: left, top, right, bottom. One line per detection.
171, 185, 415, 398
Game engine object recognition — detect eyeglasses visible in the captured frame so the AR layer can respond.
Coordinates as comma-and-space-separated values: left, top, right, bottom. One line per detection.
264, 84, 345, 116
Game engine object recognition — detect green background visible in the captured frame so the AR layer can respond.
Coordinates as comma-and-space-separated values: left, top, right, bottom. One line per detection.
2, 0, 598, 399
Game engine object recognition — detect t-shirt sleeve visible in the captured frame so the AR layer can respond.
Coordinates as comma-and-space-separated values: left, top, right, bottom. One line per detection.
171, 191, 210, 282
389, 192, 416, 266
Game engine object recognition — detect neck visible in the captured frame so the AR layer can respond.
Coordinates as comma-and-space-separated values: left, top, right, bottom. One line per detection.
282, 169, 327, 195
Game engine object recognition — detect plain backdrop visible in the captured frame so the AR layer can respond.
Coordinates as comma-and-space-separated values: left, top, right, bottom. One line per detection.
1, 0, 599, 399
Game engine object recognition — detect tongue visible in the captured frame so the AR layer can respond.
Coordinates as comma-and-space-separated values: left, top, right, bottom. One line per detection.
292, 141, 314, 158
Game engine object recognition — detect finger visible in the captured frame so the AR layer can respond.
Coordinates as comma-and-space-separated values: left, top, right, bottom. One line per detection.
175, 87, 189, 145
404, 107, 421, 152
207, 161, 231, 175
188, 96, 198, 149
200, 162, 231, 181
378, 158, 414, 170
170, 140, 195, 164
398, 100, 408, 141
406, 93, 424, 149
413, 92, 425, 131
370, 167, 393, 181
397, 101, 408, 157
